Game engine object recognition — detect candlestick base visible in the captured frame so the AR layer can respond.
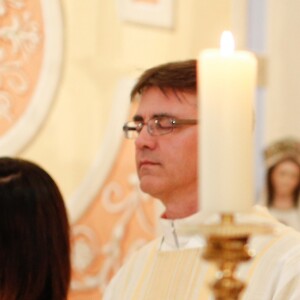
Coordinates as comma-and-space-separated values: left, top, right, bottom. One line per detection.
181, 213, 272, 300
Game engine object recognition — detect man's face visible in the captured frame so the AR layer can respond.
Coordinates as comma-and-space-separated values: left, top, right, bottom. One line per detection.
134, 87, 198, 204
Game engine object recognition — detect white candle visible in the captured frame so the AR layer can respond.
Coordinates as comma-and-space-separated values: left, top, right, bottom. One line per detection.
198, 31, 257, 213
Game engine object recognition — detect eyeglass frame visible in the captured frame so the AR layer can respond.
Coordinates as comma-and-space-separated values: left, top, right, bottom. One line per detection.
122, 115, 198, 139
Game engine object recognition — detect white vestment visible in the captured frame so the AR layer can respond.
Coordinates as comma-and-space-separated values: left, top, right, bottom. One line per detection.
103, 206, 300, 300
269, 207, 300, 231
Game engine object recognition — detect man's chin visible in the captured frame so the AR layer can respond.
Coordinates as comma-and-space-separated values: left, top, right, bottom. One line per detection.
139, 178, 161, 197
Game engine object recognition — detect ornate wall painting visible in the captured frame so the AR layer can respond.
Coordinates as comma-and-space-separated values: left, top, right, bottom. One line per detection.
116, 0, 175, 28
0, 0, 63, 155
68, 79, 159, 299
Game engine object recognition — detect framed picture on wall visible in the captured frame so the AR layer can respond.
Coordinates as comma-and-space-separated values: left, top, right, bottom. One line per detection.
116, 0, 175, 29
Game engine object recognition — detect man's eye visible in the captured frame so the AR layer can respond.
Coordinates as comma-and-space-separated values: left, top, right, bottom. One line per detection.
157, 118, 172, 128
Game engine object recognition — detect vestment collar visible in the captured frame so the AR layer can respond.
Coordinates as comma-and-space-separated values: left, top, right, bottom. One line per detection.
157, 206, 281, 251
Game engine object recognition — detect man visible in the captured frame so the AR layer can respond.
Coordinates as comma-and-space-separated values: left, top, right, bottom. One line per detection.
104, 60, 300, 299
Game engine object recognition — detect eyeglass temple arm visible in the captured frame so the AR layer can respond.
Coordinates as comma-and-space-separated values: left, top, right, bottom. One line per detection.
173, 119, 198, 125
123, 124, 137, 131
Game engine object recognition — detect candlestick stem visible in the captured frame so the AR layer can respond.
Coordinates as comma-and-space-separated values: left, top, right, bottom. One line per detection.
180, 212, 273, 299
202, 213, 252, 300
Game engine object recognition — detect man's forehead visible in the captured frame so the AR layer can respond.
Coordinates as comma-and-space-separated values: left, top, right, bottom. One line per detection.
134, 103, 197, 122
139, 86, 197, 103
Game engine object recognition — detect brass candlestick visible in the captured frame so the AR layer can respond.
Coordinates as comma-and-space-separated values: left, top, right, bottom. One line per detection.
181, 213, 272, 300
203, 214, 252, 300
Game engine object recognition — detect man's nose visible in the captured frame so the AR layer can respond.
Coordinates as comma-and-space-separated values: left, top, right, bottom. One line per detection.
135, 125, 156, 149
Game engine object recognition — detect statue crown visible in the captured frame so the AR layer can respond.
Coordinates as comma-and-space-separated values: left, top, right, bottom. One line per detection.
264, 137, 300, 167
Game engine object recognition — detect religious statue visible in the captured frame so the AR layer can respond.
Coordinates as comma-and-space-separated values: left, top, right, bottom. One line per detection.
259, 137, 300, 230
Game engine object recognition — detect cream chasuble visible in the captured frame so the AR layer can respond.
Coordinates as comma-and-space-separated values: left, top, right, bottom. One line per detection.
104, 206, 300, 300
128, 247, 215, 300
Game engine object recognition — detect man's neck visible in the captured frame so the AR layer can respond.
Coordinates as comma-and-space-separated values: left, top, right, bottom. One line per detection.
162, 199, 198, 219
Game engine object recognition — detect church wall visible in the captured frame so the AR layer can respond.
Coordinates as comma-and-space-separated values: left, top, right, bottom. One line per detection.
265, 0, 300, 143
19, 0, 232, 205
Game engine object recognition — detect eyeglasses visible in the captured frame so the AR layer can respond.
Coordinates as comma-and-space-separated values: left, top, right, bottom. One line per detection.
123, 116, 198, 139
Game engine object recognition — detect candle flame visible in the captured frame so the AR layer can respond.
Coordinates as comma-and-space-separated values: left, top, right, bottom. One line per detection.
220, 31, 235, 55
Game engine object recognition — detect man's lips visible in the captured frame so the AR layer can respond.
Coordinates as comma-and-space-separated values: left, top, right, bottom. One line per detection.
138, 160, 159, 169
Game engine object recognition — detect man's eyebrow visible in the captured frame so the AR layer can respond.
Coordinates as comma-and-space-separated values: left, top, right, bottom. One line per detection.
153, 113, 172, 118
133, 115, 143, 122
133, 113, 173, 121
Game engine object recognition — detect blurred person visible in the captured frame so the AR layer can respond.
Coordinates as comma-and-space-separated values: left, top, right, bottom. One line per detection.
260, 138, 300, 230
104, 60, 300, 300
0, 157, 71, 300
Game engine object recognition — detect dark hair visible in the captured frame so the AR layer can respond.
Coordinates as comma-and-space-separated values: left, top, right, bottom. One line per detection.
130, 59, 197, 100
267, 158, 300, 207
0, 157, 71, 300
